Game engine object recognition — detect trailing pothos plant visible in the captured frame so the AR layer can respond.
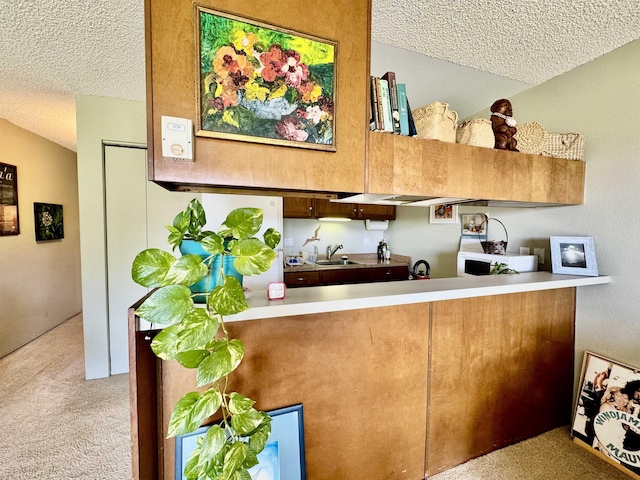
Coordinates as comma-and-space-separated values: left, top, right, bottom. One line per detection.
131, 198, 281, 480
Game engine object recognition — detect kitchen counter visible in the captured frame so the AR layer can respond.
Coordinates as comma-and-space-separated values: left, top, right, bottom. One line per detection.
283, 253, 411, 272
235, 271, 610, 322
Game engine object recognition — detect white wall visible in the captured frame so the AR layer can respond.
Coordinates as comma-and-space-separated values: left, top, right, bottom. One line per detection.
0, 119, 81, 358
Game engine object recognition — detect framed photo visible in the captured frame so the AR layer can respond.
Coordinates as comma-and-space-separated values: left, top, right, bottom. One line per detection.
429, 204, 458, 224
461, 213, 487, 238
175, 404, 306, 480
571, 351, 640, 479
196, 7, 337, 151
34, 203, 64, 241
550, 236, 598, 276
0, 162, 19, 236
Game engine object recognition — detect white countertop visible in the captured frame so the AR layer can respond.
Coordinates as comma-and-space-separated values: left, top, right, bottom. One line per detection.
229, 272, 610, 322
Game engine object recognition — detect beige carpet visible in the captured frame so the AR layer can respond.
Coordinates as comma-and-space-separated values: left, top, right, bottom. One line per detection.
0, 314, 131, 479
0, 315, 633, 480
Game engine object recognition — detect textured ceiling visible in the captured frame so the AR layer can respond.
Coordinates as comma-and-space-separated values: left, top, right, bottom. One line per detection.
0, 0, 639, 152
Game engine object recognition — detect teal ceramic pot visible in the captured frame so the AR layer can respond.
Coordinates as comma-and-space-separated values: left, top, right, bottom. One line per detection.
179, 240, 243, 302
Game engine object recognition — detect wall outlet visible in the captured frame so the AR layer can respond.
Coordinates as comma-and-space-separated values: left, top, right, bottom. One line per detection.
363, 236, 371, 246
284, 237, 294, 247
519, 246, 531, 255
534, 248, 545, 264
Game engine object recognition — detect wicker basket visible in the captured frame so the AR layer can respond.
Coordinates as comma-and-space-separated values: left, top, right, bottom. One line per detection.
456, 118, 494, 148
514, 122, 546, 155
478, 217, 508, 255
542, 133, 585, 160
412, 101, 458, 143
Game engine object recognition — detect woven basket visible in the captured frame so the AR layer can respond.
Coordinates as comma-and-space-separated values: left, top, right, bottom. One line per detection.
514, 122, 546, 155
456, 118, 494, 148
413, 101, 458, 143
478, 217, 509, 255
542, 133, 585, 160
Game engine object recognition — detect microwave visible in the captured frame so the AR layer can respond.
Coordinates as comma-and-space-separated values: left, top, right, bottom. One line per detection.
457, 251, 538, 276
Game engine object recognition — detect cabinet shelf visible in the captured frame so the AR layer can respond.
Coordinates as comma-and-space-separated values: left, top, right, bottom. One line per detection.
366, 131, 585, 206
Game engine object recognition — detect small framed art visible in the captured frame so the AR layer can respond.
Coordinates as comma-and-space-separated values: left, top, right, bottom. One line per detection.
175, 404, 306, 480
550, 236, 598, 276
34, 203, 64, 241
429, 204, 458, 224
0, 162, 19, 236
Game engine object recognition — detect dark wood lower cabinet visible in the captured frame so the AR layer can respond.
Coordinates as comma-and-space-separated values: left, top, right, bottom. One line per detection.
129, 288, 576, 480
284, 265, 409, 287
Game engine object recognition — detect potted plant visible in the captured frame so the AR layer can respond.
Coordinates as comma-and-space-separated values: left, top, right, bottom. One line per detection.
131, 198, 281, 479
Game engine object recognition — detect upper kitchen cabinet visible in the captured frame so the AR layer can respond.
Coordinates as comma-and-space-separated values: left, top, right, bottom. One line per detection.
145, 0, 371, 195
366, 132, 585, 206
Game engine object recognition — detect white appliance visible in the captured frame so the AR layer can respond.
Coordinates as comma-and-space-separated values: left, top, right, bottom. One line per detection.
457, 251, 538, 276
200, 194, 283, 291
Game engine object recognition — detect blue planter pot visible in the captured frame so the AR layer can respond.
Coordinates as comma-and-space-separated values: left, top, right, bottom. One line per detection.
179, 240, 243, 303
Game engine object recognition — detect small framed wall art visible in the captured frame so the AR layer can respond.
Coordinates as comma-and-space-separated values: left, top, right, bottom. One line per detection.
0, 162, 19, 236
429, 204, 458, 224
34, 203, 64, 241
196, 6, 337, 151
550, 236, 598, 276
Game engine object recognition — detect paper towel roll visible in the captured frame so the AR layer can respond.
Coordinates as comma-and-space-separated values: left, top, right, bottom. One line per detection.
365, 219, 389, 231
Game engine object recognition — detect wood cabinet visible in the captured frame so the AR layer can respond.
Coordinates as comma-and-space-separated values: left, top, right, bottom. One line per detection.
284, 264, 409, 287
367, 131, 585, 206
129, 288, 576, 479
283, 197, 396, 220
144, 0, 370, 195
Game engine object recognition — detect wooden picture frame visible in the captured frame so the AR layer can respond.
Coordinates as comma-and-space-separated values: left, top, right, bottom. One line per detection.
0, 162, 19, 236
196, 6, 337, 151
175, 404, 306, 480
550, 236, 598, 276
429, 204, 458, 224
572, 351, 640, 479
34, 203, 64, 241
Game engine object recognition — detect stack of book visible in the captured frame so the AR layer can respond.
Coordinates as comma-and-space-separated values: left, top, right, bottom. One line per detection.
370, 72, 417, 136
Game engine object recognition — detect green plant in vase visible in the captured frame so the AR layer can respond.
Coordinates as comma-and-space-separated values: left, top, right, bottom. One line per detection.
131, 198, 281, 479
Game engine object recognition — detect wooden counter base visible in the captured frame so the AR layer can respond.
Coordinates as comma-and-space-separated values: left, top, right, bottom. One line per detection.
130, 288, 576, 479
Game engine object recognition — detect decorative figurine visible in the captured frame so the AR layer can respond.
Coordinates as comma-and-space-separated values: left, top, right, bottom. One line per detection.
490, 99, 518, 151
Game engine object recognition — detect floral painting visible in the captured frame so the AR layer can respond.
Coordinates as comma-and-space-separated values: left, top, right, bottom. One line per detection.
197, 7, 337, 150
34, 203, 63, 241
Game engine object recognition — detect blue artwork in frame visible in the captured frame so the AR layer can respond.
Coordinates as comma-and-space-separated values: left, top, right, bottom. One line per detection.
175, 404, 306, 480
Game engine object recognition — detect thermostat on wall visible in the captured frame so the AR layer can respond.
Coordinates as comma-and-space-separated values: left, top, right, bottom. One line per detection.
161, 115, 194, 160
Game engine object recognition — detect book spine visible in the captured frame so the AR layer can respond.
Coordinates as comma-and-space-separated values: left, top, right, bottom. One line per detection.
374, 77, 384, 131
396, 83, 410, 136
406, 97, 418, 137
369, 76, 380, 131
382, 72, 401, 134
379, 79, 394, 133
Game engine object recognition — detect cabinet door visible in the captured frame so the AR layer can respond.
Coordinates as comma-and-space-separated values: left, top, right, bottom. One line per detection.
356, 204, 396, 220
322, 268, 369, 285
283, 198, 315, 218
315, 199, 358, 219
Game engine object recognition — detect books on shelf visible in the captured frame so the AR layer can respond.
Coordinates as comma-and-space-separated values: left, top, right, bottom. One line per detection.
369, 72, 417, 136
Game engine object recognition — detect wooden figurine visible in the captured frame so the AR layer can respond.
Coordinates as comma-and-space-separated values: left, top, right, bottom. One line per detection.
490, 99, 518, 151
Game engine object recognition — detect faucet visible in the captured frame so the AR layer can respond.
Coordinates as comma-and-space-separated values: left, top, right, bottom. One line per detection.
327, 244, 343, 260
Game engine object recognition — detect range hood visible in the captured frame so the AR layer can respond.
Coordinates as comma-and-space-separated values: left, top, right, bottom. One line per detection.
332, 193, 474, 207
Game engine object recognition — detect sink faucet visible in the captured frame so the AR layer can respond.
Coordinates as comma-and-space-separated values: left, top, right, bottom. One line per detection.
327, 244, 343, 260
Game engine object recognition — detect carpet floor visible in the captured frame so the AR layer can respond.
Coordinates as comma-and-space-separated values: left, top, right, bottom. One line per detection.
0, 314, 633, 479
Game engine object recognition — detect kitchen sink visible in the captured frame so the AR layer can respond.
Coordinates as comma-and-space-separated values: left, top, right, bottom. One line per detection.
315, 259, 361, 266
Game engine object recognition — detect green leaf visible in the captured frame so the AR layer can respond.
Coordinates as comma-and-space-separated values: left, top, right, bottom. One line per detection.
187, 199, 207, 236
172, 210, 190, 234
177, 308, 219, 351
222, 208, 263, 240
228, 393, 255, 415
193, 388, 223, 423
207, 277, 249, 316
247, 414, 271, 454
231, 408, 265, 435
183, 445, 202, 479
134, 285, 193, 325
131, 249, 175, 287
175, 349, 209, 368
232, 469, 252, 480
166, 225, 185, 251
199, 424, 227, 463
163, 254, 208, 287
222, 442, 247, 480
199, 234, 225, 256
167, 391, 202, 437
150, 324, 181, 360
231, 238, 277, 276
196, 339, 244, 387
263, 227, 281, 250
